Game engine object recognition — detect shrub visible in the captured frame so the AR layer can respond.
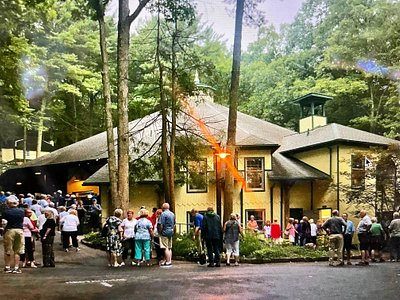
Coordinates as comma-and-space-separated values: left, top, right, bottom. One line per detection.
172, 232, 198, 259
240, 232, 267, 257
83, 231, 106, 249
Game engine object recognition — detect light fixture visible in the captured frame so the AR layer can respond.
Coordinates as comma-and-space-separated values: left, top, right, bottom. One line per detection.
215, 151, 230, 159
74, 179, 80, 182
16, 182, 22, 185
35, 172, 41, 175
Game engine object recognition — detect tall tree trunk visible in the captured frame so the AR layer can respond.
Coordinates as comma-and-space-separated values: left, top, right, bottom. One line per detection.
157, 7, 171, 205
95, 0, 118, 212
168, 13, 178, 213
72, 93, 78, 142
117, 0, 131, 213
36, 97, 46, 157
224, 0, 244, 223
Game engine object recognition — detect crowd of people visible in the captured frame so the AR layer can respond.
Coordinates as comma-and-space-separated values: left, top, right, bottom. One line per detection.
0, 190, 101, 273
2, 188, 400, 273
102, 203, 175, 268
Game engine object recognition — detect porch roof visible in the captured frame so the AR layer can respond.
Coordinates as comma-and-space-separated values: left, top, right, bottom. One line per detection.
268, 153, 331, 180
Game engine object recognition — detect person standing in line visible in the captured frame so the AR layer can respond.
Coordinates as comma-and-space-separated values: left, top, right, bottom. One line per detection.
263, 220, 271, 240
294, 219, 300, 245
342, 213, 354, 265
309, 219, 318, 247
153, 209, 164, 264
322, 210, 347, 267
224, 213, 243, 266
285, 218, 296, 245
301, 217, 311, 246
60, 209, 80, 252
191, 209, 204, 256
356, 209, 372, 266
270, 219, 281, 244
76, 200, 86, 235
201, 207, 223, 267
134, 209, 153, 266
104, 209, 124, 267
388, 212, 400, 262
120, 209, 138, 266
40, 210, 56, 268
370, 217, 385, 262
1, 197, 25, 273
20, 209, 38, 268
158, 203, 175, 267
88, 198, 102, 232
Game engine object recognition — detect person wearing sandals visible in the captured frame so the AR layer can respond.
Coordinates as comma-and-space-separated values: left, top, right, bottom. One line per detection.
134, 209, 153, 266
105, 209, 124, 267
224, 213, 243, 266
357, 210, 372, 266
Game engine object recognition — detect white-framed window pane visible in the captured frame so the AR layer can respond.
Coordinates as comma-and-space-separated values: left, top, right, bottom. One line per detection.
245, 157, 265, 191
187, 160, 207, 193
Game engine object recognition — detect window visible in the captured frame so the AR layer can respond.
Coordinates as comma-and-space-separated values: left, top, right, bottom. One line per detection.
245, 157, 265, 191
187, 160, 207, 193
351, 155, 365, 189
245, 209, 265, 230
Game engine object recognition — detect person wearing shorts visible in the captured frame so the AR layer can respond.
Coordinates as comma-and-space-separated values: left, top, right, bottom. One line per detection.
357, 210, 372, 266
2, 197, 25, 273
224, 213, 243, 266
158, 203, 175, 267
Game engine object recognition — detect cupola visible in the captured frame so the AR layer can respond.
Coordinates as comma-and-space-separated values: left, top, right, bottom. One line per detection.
294, 93, 332, 133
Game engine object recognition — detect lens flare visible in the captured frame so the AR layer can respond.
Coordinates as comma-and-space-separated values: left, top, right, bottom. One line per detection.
181, 98, 245, 188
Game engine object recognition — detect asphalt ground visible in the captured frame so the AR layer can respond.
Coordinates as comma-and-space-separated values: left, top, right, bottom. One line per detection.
1, 235, 400, 300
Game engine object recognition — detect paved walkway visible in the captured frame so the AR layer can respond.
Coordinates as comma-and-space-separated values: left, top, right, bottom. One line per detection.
1, 235, 400, 300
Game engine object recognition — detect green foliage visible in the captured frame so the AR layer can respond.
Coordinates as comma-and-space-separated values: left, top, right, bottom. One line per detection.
251, 244, 327, 260
172, 232, 198, 258
83, 231, 106, 249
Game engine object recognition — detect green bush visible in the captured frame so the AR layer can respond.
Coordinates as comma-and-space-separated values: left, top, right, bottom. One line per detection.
83, 232, 106, 249
252, 245, 327, 260
240, 232, 267, 257
172, 232, 198, 259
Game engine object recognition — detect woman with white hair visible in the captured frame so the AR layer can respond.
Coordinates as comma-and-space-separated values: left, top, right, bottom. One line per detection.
40, 210, 56, 267
60, 209, 80, 252
134, 209, 153, 266
369, 217, 385, 262
104, 209, 123, 267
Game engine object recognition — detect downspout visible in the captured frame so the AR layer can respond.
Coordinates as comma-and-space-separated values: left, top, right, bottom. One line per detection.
280, 182, 283, 230
336, 145, 340, 210
270, 185, 274, 221
240, 188, 243, 227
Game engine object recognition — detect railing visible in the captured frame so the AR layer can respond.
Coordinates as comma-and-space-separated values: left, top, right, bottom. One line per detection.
175, 222, 192, 235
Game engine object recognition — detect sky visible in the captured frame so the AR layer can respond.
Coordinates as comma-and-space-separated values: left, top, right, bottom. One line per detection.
195, 0, 304, 48
108, 0, 305, 49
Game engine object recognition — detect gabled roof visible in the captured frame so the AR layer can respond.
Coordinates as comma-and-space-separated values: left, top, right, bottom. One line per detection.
279, 123, 398, 154
12, 100, 295, 169
268, 152, 331, 180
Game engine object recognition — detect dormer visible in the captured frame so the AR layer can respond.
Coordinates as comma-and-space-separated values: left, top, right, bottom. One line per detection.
295, 93, 332, 133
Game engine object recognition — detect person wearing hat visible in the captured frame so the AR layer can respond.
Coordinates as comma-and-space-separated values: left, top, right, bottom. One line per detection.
2, 197, 25, 273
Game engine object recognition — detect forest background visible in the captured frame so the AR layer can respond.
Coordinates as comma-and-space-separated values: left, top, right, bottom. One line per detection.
1, 0, 400, 172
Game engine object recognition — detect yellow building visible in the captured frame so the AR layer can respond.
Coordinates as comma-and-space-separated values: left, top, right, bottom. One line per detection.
2, 93, 398, 231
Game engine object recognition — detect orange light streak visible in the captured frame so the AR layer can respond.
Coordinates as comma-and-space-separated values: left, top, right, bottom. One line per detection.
181, 98, 245, 188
